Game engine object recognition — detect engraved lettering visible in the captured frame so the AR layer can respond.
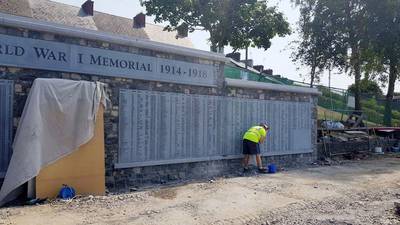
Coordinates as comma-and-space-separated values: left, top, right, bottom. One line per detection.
109, 58, 118, 68
0, 35, 215, 86
120, 60, 128, 68
128, 61, 135, 70
59, 52, 67, 62
0, 44, 25, 56
140, 63, 147, 71
102, 57, 109, 66
78, 53, 84, 64
34, 47, 67, 61
5, 45, 14, 55
90, 55, 101, 65
15, 46, 25, 56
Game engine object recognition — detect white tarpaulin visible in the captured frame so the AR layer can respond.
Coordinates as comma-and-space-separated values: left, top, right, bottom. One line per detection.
0, 78, 107, 206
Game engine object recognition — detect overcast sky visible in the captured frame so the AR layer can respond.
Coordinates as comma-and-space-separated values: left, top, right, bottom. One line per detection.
53, 0, 359, 90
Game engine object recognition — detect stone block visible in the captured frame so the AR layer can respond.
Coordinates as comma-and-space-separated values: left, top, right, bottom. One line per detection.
8, 67, 22, 74
70, 73, 82, 80
111, 110, 118, 117
42, 33, 55, 41
14, 84, 22, 93
178, 172, 186, 179
102, 42, 110, 48
0, 26, 6, 34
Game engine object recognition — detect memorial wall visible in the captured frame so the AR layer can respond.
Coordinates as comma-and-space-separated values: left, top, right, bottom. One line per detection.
0, 15, 318, 190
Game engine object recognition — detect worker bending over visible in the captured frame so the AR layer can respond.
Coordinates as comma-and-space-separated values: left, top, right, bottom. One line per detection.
242, 122, 269, 173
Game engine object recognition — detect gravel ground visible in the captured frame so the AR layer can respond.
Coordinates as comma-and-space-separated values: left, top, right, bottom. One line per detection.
1, 154, 400, 225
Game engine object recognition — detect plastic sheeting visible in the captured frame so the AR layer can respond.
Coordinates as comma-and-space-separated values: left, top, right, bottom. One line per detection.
0, 78, 106, 206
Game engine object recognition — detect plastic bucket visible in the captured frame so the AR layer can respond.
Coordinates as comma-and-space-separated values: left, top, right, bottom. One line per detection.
268, 164, 277, 174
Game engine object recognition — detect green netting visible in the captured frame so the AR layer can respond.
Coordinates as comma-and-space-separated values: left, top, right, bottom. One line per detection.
224, 66, 285, 84
224, 66, 241, 79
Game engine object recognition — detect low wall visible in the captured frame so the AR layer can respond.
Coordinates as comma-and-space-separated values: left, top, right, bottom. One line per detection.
317, 139, 398, 158
111, 153, 315, 190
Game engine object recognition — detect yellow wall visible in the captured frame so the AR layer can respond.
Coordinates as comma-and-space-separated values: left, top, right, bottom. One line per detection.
36, 106, 105, 199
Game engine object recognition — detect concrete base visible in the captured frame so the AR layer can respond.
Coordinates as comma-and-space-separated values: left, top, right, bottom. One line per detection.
109, 152, 316, 192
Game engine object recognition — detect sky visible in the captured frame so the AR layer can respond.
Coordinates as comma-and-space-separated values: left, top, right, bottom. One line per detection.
53, 0, 357, 90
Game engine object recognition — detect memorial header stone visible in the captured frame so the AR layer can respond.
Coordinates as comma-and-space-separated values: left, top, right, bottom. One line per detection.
0, 34, 218, 86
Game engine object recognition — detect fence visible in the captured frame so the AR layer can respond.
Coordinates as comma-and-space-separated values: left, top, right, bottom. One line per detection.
315, 85, 400, 126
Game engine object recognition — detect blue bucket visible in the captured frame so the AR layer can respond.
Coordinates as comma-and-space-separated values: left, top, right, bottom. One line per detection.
59, 185, 76, 200
268, 164, 277, 174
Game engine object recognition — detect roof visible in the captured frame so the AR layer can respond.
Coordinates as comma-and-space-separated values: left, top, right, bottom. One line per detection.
30, 0, 98, 30
93, 12, 148, 39
0, 0, 193, 48
0, 0, 32, 18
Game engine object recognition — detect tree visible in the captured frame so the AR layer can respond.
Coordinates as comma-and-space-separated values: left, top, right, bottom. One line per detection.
364, 0, 400, 126
140, 0, 290, 52
291, 0, 346, 87
293, 0, 368, 110
291, 1, 323, 88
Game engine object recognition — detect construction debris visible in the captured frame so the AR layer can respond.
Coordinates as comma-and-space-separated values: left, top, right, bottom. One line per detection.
394, 202, 400, 217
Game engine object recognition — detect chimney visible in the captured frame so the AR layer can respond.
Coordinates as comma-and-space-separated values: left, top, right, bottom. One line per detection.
263, 69, 273, 75
253, 65, 264, 73
176, 23, 189, 38
81, 0, 94, 16
226, 52, 241, 61
134, 13, 146, 28
240, 59, 253, 68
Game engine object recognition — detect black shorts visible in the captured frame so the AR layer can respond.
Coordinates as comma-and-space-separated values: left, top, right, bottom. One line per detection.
242, 139, 260, 155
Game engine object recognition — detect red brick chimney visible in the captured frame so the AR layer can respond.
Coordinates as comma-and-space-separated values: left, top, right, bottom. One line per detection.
253, 65, 264, 73
176, 23, 188, 38
134, 13, 146, 28
226, 52, 241, 61
81, 0, 94, 16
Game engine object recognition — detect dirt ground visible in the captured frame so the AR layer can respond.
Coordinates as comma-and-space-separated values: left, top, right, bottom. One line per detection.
1, 155, 400, 225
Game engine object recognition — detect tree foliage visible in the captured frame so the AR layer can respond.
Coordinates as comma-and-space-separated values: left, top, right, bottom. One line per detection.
291, 0, 346, 87
348, 79, 383, 98
140, 0, 290, 51
294, 0, 400, 125
364, 0, 400, 126
293, 0, 370, 110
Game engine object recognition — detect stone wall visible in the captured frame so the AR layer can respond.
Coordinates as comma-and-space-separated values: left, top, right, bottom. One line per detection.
317, 139, 398, 158
0, 24, 318, 192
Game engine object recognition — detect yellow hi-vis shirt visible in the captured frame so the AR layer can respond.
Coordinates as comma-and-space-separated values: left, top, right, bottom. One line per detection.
243, 126, 267, 143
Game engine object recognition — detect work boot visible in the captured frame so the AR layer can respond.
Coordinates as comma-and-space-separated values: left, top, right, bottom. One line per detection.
258, 167, 268, 174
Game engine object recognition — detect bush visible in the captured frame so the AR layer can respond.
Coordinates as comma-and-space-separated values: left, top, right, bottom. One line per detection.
318, 95, 346, 110
361, 99, 385, 114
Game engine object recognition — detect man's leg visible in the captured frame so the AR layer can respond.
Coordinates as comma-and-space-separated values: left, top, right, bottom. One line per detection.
242, 154, 250, 168
255, 143, 267, 173
256, 155, 267, 173
255, 154, 263, 168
